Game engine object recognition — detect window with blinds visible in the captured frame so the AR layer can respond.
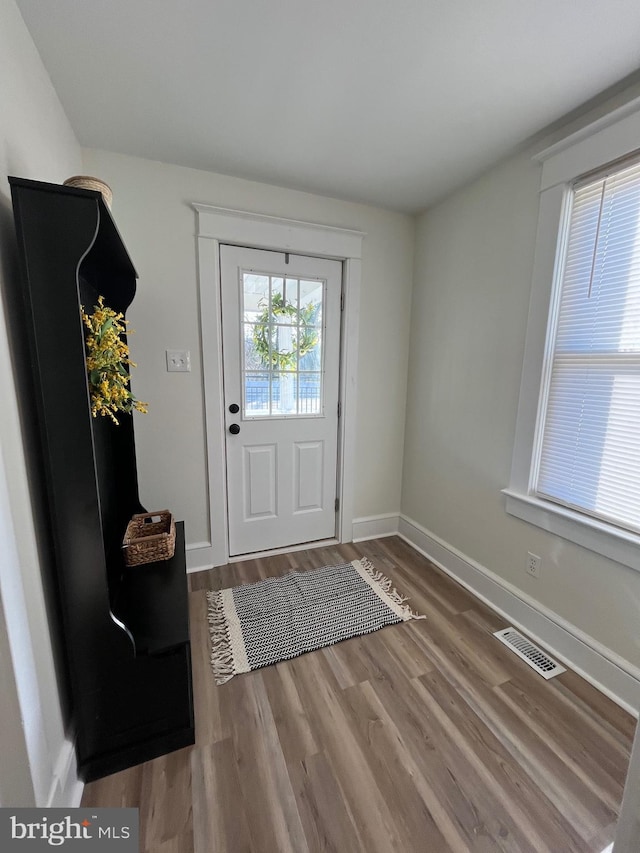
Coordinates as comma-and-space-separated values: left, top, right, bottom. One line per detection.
534, 156, 640, 534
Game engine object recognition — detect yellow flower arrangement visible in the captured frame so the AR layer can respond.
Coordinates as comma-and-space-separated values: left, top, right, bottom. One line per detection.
80, 296, 148, 424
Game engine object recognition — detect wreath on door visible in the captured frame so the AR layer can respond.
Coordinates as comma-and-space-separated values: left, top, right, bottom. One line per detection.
252, 293, 319, 370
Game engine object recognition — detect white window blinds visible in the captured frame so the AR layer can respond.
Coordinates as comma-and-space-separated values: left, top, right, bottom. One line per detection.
535, 157, 640, 534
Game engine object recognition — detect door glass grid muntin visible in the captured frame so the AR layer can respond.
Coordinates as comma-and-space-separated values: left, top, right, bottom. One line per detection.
241, 270, 325, 418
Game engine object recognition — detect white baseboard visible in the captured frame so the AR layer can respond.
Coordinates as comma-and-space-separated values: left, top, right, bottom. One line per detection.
352, 513, 400, 542
46, 740, 83, 808
186, 541, 214, 574
188, 514, 401, 571
398, 514, 640, 717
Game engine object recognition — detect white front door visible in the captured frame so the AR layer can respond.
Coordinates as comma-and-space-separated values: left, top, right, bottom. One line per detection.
220, 245, 342, 557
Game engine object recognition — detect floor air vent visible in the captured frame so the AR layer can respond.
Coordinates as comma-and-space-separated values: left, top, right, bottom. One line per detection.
493, 628, 566, 679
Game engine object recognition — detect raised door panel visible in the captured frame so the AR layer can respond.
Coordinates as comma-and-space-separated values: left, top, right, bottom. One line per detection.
243, 444, 277, 519
294, 440, 324, 513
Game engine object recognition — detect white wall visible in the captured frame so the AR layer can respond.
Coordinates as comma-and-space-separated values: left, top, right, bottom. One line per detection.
82, 148, 415, 552
0, 0, 82, 805
402, 93, 640, 674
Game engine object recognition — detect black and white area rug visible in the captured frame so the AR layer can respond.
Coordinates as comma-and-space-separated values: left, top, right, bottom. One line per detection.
206, 558, 425, 684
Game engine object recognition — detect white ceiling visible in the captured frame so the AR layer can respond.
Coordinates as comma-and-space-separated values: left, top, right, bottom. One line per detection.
16, 0, 640, 213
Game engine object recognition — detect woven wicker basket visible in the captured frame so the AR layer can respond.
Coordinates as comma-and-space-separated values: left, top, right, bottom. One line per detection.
123, 510, 175, 566
63, 175, 113, 209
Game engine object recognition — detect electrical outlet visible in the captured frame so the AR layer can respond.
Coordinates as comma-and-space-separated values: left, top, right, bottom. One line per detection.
166, 349, 191, 373
526, 552, 541, 578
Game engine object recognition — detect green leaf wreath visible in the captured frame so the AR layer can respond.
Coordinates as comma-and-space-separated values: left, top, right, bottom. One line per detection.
252, 292, 319, 370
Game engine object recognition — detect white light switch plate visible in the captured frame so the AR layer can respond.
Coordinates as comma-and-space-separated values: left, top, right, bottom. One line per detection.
166, 349, 191, 372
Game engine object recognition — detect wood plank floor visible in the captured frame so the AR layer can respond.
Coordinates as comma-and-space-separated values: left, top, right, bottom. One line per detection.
82, 537, 636, 852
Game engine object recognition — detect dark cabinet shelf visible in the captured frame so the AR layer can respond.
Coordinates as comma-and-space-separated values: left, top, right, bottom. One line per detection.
113, 522, 190, 655
8, 177, 194, 782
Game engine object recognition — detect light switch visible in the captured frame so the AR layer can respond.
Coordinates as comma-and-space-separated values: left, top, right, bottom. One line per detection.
166, 349, 191, 372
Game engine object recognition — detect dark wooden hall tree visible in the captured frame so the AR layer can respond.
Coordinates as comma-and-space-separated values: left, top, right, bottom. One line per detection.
8, 177, 194, 782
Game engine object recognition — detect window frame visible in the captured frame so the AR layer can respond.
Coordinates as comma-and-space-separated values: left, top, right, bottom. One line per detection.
504, 97, 640, 573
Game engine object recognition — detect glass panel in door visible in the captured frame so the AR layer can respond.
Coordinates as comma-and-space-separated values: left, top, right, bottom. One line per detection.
241, 272, 324, 417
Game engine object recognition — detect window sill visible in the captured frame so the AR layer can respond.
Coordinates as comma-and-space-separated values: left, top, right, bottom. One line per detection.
502, 489, 640, 573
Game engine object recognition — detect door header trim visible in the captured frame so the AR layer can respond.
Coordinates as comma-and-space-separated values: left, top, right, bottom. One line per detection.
193, 203, 365, 260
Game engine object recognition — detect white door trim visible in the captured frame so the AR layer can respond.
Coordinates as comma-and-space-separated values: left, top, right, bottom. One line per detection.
192, 203, 365, 569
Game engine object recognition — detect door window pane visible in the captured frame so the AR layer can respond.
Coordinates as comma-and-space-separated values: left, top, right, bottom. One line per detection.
271, 372, 298, 415
244, 371, 270, 416
241, 272, 325, 417
244, 324, 268, 370
298, 372, 321, 414
300, 280, 323, 312
299, 330, 322, 370
242, 274, 270, 322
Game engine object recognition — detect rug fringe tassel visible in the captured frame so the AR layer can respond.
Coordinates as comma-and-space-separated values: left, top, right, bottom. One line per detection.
357, 557, 426, 620
206, 590, 237, 684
